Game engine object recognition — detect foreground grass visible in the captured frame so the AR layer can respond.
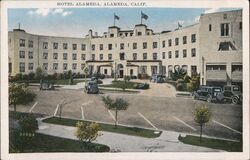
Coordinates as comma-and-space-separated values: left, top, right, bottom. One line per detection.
10, 129, 109, 153
99, 81, 148, 90
13, 79, 85, 85
179, 135, 242, 152
43, 117, 161, 138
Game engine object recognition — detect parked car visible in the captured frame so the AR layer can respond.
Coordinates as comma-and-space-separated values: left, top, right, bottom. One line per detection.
84, 81, 99, 94
193, 86, 224, 103
223, 85, 242, 104
151, 74, 165, 83
40, 80, 55, 90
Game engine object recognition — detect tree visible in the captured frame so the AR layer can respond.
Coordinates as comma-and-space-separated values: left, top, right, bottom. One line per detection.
171, 67, 187, 81
193, 103, 211, 142
35, 67, 43, 80
19, 115, 38, 134
9, 83, 36, 112
75, 121, 100, 143
102, 96, 129, 128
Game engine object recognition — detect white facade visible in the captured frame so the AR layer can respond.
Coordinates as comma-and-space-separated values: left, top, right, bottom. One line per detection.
8, 9, 242, 86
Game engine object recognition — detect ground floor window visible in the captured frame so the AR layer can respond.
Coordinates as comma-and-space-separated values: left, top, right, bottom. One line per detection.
104, 69, 108, 74
191, 65, 197, 76
19, 62, 25, 72
140, 66, 147, 74
130, 69, 133, 75
151, 66, 157, 75
162, 66, 166, 75
28, 63, 34, 70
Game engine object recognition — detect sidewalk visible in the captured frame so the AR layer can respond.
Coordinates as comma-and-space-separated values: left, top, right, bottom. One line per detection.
37, 120, 223, 152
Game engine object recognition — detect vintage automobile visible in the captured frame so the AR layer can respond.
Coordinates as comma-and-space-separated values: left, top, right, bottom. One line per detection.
150, 74, 165, 83
193, 86, 224, 103
223, 85, 242, 104
40, 80, 55, 90
84, 81, 99, 94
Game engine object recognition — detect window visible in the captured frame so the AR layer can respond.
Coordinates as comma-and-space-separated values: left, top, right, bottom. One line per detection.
28, 63, 33, 70
133, 43, 137, 49
110, 34, 114, 37
28, 51, 33, 59
151, 66, 157, 74
108, 54, 112, 60
162, 52, 166, 59
209, 24, 212, 31
72, 44, 77, 50
191, 48, 196, 57
221, 23, 229, 36
137, 32, 142, 36
232, 65, 242, 72
92, 44, 95, 51
81, 64, 85, 70
218, 41, 236, 51
43, 52, 48, 59
63, 63, 67, 70
104, 69, 108, 75
162, 66, 166, 75
72, 53, 77, 60
223, 14, 227, 19
175, 50, 179, 58
183, 49, 187, 58
153, 42, 157, 49
175, 38, 179, 45
81, 54, 85, 60
191, 66, 197, 76
81, 44, 86, 51
130, 33, 133, 36
28, 40, 33, 48
162, 41, 166, 48
168, 51, 172, 59
19, 63, 25, 72
183, 36, 187, 44
100, 44, 103, 50
63, 43, 68, 49
19, 51, 25, 59
53, 53, 58, 60
43, 63, 48, 70
143, 42, 147, 49
72, 63, 77, 70
239, 22, 242, 30
91, 54, 95, 61
120, 52, 125, 60
191, 34, 196, 43
168, 39, 172, 47
100, 54, 103, 60
63, 53, 67, 60
153, 53, 157, 60
140, 66, 147, 74
108, 44, 112, 50
133, 53, 137, 60
130, 69, 133, 75
120, 43, 124, 50
53, 63, 58, 70
206, 65, 226, 71
53, 43, 58, 49
20, 39, 25, 47
43, 42, 48, 49
143, 53, 147, 60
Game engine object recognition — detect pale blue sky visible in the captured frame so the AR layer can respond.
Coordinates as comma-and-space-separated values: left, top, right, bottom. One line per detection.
8, 8, 239, 37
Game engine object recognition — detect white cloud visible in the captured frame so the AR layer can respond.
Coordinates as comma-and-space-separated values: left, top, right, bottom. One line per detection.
28, 8, 72, 17
204, 8, 220, 14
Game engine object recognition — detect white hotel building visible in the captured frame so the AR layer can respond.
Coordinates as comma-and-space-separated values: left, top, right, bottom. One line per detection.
8, 9, 242, 86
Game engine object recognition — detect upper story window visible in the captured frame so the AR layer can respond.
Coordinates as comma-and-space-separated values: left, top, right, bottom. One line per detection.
191, 48, 196, 57
223, 14, 227, 19
120, 52, 125, 60
175, 38, 179, 46
72, 53, 77, 60
133, 43, 137, 49
183, 36, 187, 44
19, 62, 25, 72
63, 43, 68, 49
120, 43, 124, 50
73, 44, 77, 50
43, 63, 48, 70
143, 42, 147, 49
72, 63, 77, 70
162, 52, 166, 59
19, 51, 25, 58
162, 41, 166, 48
63, 63, 67, 70
153, 53, 157, 60
175, 50, 179, 58
53, 53, 58, 60
20, 39, 25, 47
53, 63, 58, 70
221, 23, 229, 36
191, 34, 196, 43
63, 53, 67, 60
28, 51, 33, 59
100, 54, 103, 60
110, 34, 114, 37
239, 22, 242, 30
81, 54, 85, 60
92, 44, 95, 51
168, 39, 172, 47
108, 54, 112, 60
53, 43, 58, 49
143, 53, 147, 60
133, 53, 137, 60
218, 41, 236, 51
81, 64, 85, 70
28, 40, 33, 48
91, 54, 95, 61
209, 24, 212, 31
108, 44, 112, 50
183, 49, 187, 58
100, 44, 103, 50
168, 51, 172, 59
28, 63, 33, 70
81, 44, 86, 51
137, 32, 142, 36
153, 42, 157, 49
43, 42, 48, 49
43, 52, 48, 59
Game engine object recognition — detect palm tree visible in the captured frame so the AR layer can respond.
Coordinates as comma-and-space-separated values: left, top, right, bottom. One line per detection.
102, 96, 129, 128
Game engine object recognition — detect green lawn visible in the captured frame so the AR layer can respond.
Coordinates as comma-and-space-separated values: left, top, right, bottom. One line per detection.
99, 80, 148, 90
43, 117, 161, 138
179, 135, 242, 152
13, 79, 85, 85
9, 129, 109, 153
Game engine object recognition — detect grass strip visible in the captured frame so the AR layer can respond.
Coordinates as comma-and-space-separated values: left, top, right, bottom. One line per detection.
99, 81, 148, 90
9, 129, 109, 153
43, 116, 161, 138
179, 135, 242, 152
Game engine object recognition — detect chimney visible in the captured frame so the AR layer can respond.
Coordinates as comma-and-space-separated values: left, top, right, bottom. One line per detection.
88, 29, 93, 37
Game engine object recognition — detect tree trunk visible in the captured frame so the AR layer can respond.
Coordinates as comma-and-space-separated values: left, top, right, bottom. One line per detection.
200, 124, 203, 143
14, 104, 17, 112
115, 109, 118, 128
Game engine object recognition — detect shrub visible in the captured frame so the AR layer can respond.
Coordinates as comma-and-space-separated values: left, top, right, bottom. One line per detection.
75, 121, 100, 143
176, 79, 185, 84
187, 82, 195, 92
28, 72, 35, 80
19, 115, 38, 133
176, 83, 186, 91
35, 67, 43, 80
183, 75, 191, 83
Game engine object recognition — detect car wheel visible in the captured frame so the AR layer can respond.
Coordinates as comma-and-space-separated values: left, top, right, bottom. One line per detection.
232, 96, 239, 104
207, 95, 212, 103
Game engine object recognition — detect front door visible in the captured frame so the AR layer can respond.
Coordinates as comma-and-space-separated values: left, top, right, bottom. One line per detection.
119, 70, 124, 78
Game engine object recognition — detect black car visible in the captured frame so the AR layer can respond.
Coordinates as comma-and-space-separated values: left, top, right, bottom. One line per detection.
193, 86, 224, 103
223, 85, 242, 104
84, 81, 99, 94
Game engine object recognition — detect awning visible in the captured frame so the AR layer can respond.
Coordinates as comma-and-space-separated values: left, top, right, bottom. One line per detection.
231, 71, 242, 82
206, 70, 227, 82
